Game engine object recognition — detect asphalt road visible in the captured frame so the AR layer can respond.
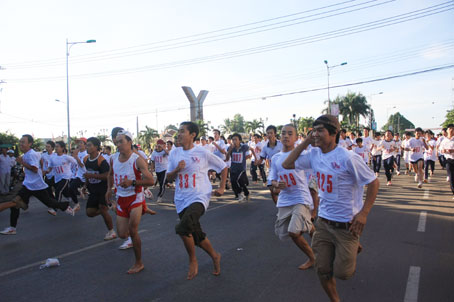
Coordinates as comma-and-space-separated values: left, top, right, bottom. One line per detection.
0, 165, 453, 302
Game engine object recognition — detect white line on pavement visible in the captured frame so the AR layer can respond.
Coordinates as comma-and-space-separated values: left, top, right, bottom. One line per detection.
0, 230, 147, 278
404, 266, 421, 302
423, 189, 429, 199
417, 211, 427, 232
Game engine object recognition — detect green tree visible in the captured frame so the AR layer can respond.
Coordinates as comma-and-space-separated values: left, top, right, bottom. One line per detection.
296, 117, 315, 134
245, 119, 264, 134
382, 112, 415, 133
195, 120, 210, 137
164, 124, 178, 132
222, 113, 246, 133
337, 92, 370, 132
0, 132, 19, 145
139, 126, 159, 150
441, 109, 454, 128
96, 135, 109, 144
32, 138, 45, 151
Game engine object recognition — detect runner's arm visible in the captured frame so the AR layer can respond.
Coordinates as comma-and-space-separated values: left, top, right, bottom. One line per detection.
349, 178, 379, 236
282, 137, 312, 169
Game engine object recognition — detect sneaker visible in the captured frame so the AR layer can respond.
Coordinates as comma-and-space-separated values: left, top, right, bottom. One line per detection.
262, 182, 267, 187
417, 182, 423, 189
238, 193, 246, 203
47, 208, 57, 216
156, 197, 162, 203
104, 230, 117, 241
65, 206, 75, 216
73, 203, 81, 213
119, 237, 133, 250
0, 226, 16, 235
14, 199, 28, 210
387, 181, 392, 186
396, 171, 401, 176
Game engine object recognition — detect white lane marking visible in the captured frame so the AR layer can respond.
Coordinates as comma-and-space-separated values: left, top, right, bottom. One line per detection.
423, 189, 429, 199
0, 230, 146, 278
404, 266, 421, 302
417, 211, 427, 232
207, 200, 239, 212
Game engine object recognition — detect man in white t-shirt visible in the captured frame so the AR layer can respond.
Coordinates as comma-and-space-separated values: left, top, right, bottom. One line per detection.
0, 135, 74, 235
436, 128, 448, 170
379, 130, 397, 186
423, 130, 437, 182
249, 134, 267, 185
283, 115, 379, 302
439, 124, 454, 197
269, 124, 316, 270
404, 127, 428, 188
167, 122, 227, 280
0, 148, 11, 194
338, 129, 352, 150
150, 139, 169, 203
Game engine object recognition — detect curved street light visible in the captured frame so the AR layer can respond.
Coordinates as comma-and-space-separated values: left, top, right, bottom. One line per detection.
324, 60, 347, 115
66, 39, 96, 146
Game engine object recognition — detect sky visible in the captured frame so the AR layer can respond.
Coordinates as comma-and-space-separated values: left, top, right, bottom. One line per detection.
0, 0, 453, 139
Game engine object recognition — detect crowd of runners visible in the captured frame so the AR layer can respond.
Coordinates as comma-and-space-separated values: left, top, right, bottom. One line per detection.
1, 117, 453, 302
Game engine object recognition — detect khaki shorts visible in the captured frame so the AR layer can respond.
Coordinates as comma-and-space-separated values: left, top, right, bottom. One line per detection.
312, 218, 359, 280
275, 203, 313, 240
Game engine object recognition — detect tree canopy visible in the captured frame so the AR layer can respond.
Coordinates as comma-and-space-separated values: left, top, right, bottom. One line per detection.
441, 109, 454, 128
381, 112, 415, 133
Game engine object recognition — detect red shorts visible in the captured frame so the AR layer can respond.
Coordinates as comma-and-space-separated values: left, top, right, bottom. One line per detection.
116, 192, 146, 218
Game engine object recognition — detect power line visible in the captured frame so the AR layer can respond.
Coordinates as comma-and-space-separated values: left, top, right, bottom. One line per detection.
5, 2, 452, 83
2, 0, 363, 67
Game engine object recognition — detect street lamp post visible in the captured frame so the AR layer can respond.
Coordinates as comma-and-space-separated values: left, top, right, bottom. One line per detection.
386, 106, 396, 130
66, 38, 96, 147
324, 60, 347, 115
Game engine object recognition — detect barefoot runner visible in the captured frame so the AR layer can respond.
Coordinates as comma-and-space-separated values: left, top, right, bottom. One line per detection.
166, 122, 226, 280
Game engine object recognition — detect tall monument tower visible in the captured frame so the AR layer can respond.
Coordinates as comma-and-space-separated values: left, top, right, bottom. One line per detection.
182, 86, 208, 122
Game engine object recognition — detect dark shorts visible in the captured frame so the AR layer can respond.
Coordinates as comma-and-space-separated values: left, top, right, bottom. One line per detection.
411, 158, 424, 165
86, 191, 108, 209
175, 202, 206, 246
18, 186, 50, 204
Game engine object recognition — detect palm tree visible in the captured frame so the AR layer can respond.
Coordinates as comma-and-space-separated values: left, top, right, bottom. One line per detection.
245, 119, 264, 134
139, 126, 159, 150
337, 92, 370, 132
195, 120, 210, 137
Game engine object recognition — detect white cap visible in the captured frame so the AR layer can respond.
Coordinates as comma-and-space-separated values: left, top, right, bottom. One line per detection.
116, 130, 133, 141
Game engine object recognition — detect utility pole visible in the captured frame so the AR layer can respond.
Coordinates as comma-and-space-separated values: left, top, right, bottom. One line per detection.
136, 116, 139, 144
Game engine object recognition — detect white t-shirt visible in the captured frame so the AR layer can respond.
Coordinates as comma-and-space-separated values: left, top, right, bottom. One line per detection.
424, 139, 437, 161
75, 150, 87, 181
213, 139, 227, 161
260, 141, 283, 166
338, 138, 352, 149
41, 152, 56, 179
295, 146, 376, 222
440, 137, 454, 160
22, 149, 48, 191
102, 153, 111, 165
379, 140, 396, 160
137, 150, 148, 161
436, 136, 446, 156
409, 138, 425, 162
112, 152, 143, 197
167, 146, 227, 213
393, 139, 402, 156
150, 150, 168, 173
371, 139, 382, 156
269, 151, 313, 208
248, 141, 263, 162
202, 144, 216, 153
354, 145, 369, 164
49, 154, 77, 182
362, 136, 374, 151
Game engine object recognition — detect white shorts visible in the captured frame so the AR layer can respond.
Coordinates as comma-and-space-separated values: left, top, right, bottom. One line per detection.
403, 151, 410, 164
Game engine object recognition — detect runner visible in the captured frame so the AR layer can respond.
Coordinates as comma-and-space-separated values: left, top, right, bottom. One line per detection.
371, 132, 382, 177
440, 124, 454, 198
102, 146, 112, 165
212, 129, 228, 188
106, 130, 154, 274
69, 138, 88, 212
166, 121, 226, 280
402, 132, 412, 175
379, 130, 397, 186
353, 138, 369, 165
256, 125, 283, 203
424, 130, 437, 183
47, 141, 79, 213
269, 124, 316, 270
83, 137, 117, 241
0, 135, 74, 235
393, 133, 402, 175
225, 133, 257, 202
436, 128, 447, 172
282, 115, 379, 302
150, 139, 169, 203
249, 134, 267, 186
338, 129, 352, 150
405, 127, 428, 188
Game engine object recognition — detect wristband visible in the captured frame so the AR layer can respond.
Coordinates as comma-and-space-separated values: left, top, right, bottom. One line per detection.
132, 180, 137, 187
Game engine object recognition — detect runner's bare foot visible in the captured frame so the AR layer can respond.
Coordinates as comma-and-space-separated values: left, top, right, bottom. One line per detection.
187, 260, 198, 280
145, 207, 157, 215
212, 253, 221, 276
127, 262, 144, 274
298, 259, 314, 270
357, 243, 363, 254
